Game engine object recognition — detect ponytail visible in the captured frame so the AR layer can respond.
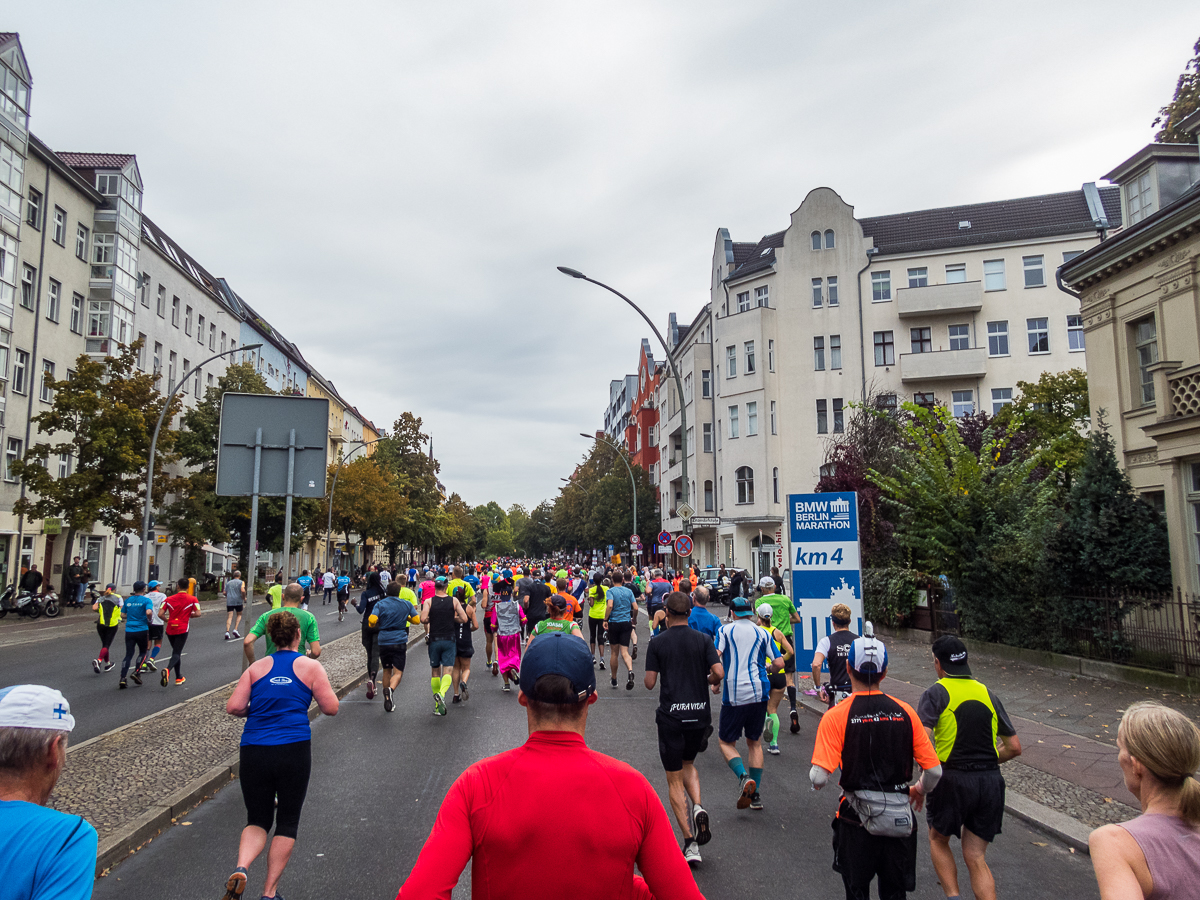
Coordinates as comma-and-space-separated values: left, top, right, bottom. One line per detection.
1121, 701, 1200, 826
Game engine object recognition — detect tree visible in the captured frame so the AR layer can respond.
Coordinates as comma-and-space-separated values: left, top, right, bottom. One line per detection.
372, 413, 443, 559
325, 457, 398, 566
13, 342, 180, 581
1154, 36, 1200, 143
996, 368, 1089, 477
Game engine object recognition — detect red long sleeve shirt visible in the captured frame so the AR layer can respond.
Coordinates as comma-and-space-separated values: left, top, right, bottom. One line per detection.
397, 730, 706, 900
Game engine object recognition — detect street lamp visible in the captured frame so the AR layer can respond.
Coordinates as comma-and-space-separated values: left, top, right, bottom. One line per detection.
325, 437, 386, 572
581, 432, 637, 544
139, 343, 264, 584
558, 267, 690, 523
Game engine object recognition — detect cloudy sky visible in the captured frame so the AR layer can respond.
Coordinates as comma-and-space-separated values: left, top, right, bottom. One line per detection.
15, 2, 1199, 508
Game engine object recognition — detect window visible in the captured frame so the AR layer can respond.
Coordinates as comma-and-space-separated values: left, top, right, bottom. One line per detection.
946, 263, 966, 283
911, 327, 932, 354
171, 296, 180, 327
197, 314, 206, 344
824, 229, 835, 249
768, 340, 774, 372
1067, 315, 1085, 351
1134, 315, 1158, 406
991, 388, 1013, 414
703, 422, 712, 453
5, 438, 21, 482
874, 331, 895, 366
1027, 317, 1049, 354
817, 399, 828, 434
686, 426, 693, 456
747, 401, 758, 436
46, 279, 59, 322
737, 291, 750, 312
1063, 250, 1083, 263
96, 173, 119, 195
811, 231, 821, 251
75, 224, 88, 261
69, 293, 82, 334
1023, 255, 1045, 288
755, 285, 768, 307
185, 305, 193, 335
872, 270, 891, 301
209, 323, 216, 350
139, 272, 150, 307
987, 321, 1009, 356
812, 278, 823, 307
12, 349, 27, 394
914, 392, 936, 409
773, 467, 779, 504
728, 405, 739, 438
136, 333, 146, 370
830, 334, 842, 370
833, 398, 844, 433
952, 390, 973, 418
1126, 171, 1154, 225
168, 352, 177, 392
984, 259, 1006, 291
701, 369, 711, 398
770, 400, 777, 434
52, 207, 65, 245
814, 336, 825, 371
703, 479, 714, 512
949, 323, 969, 351
25, 187, 41, 229
736, 466, 754, 504
825, 275, 839, 306
93, 233, 114, 264
153, 342, 162, 375
39, 360, 54, 403
908, 267, 928, 288
206, 373, 214, 391
57, 453, 71, 479
744, 341, 755, 374
876, 393, 898, 413
726, 345, 736, 377
20, 263, 34, 309
156, 285, 166, 317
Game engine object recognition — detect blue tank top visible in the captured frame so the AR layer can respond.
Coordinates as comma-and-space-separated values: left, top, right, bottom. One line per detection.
240, 652, 313, 746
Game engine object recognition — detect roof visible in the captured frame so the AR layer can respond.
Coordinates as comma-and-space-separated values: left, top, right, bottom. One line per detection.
0, 33, 17, 44
726, 231, 785, 281
141, 215, 227, 302
27, 135, 104, 203
56, 152, 136, 169
860, 187, 1121, 256
1103, 142, 1199, 184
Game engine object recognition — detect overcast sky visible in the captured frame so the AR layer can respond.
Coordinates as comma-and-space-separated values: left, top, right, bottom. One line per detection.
15, 2, 1200, 509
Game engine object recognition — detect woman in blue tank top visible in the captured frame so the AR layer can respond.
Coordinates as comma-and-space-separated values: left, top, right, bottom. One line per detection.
220, 611, 339, 900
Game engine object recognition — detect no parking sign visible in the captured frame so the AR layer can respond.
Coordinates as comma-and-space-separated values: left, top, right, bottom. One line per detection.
674, 534, 693, 557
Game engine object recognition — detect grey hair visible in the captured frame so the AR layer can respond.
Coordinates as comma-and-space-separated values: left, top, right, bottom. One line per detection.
0, 727, 63, 772
693, 585, 710, 604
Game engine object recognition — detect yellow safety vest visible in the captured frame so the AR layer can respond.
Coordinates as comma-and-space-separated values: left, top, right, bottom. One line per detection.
97, 597, 122, 627
931, 676, 1000, 767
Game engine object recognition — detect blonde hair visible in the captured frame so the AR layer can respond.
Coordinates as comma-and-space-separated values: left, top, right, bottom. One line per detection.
1120, 701, 1200, 826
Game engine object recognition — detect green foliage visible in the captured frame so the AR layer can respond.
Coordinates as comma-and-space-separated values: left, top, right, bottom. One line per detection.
862, 568, 938, 629
1154, 36, 1200, 143
550, 441, 660, 554
997, 368, 1089, 477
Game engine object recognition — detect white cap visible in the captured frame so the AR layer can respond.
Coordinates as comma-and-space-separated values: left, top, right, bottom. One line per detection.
756, 602, 774, 619
0, 685, 75, 732
758, 576, 776, 591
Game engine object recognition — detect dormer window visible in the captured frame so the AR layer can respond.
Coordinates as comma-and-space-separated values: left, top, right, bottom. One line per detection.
1126, 171, 1154, 225
96, 173, 120, 196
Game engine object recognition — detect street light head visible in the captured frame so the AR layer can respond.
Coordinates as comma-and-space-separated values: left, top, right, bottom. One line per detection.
579, 433, 592, 440
557, 266, 586, 279
243, 343, 265, 352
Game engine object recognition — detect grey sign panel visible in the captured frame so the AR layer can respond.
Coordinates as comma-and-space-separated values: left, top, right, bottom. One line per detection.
216, 394, 329, 498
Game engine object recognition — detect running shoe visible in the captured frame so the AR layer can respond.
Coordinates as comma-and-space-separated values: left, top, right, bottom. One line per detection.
502, 683, 511, 692
161, 669, 169, 687
452, 694, 461, 704
221, 867, 248, 900
491, 661, 498, 676
611, 677, 618, 690
365, 681, 376, 700
736, 774, 757, 809
175, 676, 186, 685
683, 841, 701, 866
119, 680, 127, 690
232, 630, 241, 638
460, 681, 469, 702
224, 632, 231, 641
692, 805, 711, 846
790, 709, 800, 734
434, 694, 447, 716
383, 687, 394, 713
338, 612, 344, 622
626, 671, 635, 691
104, 661, 115, 671
92, 659, 100, 674
598, 659, 605, 670
510, 672, 520, 686
130, 671, 142, 686
766, 743, 780, 755
749, 792, 764, 811
593, 657, 598, 668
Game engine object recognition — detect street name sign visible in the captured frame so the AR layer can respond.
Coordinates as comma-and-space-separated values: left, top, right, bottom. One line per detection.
688, 516, 720, 527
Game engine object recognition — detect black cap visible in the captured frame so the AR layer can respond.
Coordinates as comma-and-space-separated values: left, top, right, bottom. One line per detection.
932, 635, 971, 677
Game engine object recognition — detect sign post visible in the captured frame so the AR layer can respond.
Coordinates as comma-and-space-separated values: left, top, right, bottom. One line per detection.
787, 492, 862, 673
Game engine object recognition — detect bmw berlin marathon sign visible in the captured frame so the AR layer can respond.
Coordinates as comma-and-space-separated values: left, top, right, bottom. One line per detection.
787, 492, 863, 672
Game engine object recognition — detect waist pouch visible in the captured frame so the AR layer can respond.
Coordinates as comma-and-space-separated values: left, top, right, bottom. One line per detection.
845, 790, 914, 838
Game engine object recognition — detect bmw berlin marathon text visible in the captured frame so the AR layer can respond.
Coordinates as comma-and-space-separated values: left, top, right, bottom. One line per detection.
787, 492, 863, 672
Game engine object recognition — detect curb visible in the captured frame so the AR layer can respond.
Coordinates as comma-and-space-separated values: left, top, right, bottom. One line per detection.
795, 693, 1092, 855
93, 634, 368, 877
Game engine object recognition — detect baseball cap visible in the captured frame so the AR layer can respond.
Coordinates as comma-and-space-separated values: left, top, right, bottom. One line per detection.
435, 575, 448, 585
147, 580, 159, 589
730, 596, 754, 617
0, 685, 75, 732
105, 583, 117, 590
758, 576, 776, 592
756, 602, 774, 620
848, 623, 888, 677
550, 593, 568, 611
520, 633, 596, 702
666, 591, 691, 615
133, 580, 147, 594
931, 635, 971, 677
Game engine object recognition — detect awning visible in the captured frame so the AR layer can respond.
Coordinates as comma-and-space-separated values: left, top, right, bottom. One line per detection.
202, 544, 235, 558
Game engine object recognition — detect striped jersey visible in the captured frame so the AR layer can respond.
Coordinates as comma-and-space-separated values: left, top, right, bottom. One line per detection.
716, 619, 773, 706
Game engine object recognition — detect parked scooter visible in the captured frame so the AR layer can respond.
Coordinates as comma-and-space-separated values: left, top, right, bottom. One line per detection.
0, 585, 60, 619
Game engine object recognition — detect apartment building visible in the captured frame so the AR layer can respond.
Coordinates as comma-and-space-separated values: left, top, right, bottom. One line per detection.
603, 373, 638, 444
620, 339, 664, 485
655, 182, 1120, 584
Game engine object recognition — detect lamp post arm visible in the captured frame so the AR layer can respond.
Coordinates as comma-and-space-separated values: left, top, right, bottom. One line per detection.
592, 433, 638, 543
324, 436, 387, 571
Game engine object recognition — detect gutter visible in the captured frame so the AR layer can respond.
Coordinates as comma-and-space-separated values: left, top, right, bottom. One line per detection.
856, 248, 878, 401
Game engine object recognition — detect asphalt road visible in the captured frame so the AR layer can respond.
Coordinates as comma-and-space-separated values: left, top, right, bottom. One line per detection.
0, 593, 363, 743
92, 644, 1100, 900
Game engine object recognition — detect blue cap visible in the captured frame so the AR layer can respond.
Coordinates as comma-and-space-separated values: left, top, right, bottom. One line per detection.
519, 633, 596, 702
730, 596, 754, 617
147, 580, 159, 589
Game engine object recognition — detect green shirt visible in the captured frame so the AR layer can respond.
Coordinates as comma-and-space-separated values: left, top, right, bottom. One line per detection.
266, 584, 283, 609
533, 618, 578, 636
249, 606, 320, 655
760, 593, 796, 638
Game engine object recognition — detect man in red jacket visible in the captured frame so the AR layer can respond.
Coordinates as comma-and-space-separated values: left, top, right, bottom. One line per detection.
398, 632, 705, 900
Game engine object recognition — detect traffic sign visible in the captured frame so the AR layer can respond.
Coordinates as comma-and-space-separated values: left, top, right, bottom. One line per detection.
676, 502, 694, 520
630, 534, 641, 546
674, 534, 693, 557
657, 530, 673, 546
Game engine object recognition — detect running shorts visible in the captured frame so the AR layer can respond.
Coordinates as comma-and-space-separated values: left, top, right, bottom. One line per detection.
483, 616, 495, 635
926, 767, 1006, 843
427, 639, 456, 668
768, 671, 787, 691
718, 700, 768, 743
226, 604, 244, 613
456, 636, 475, 659
783, 654, 796, 674
588, 617, 606, 644
148, 624, 164, 640
607, 621, 632, 647
657, 721, 711, 772
240, 740, 311, 840
379, 642, 408, 671
832, 810, 917, 896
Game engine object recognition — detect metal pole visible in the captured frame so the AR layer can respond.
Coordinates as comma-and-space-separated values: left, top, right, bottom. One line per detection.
281, 428, 296, 582
247, 427, 262, 607
588, 433, 637, 546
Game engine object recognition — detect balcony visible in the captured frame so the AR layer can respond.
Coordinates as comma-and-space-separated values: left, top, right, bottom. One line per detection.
899, 347, 987, 382
897, 281, 983, 319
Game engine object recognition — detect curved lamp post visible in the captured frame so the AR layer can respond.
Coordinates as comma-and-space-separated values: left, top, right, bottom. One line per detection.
139, 343, 263, 585
324, 437, 389, 572
581, 431, 637, 545
558, 267, 690, 521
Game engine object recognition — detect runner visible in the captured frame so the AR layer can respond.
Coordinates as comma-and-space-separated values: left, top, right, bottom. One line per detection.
527, 593, 584, 647
379, 565, 391, 592
480, 568, 498, 675
420, 576, 468, 716
337, 570, 351, 611
451, 582, 480, 705
161, 578, 200, 686
523, 569, 551, 641
356, 572, 387, 697
586, 572, 607, 669
243, 584, 321, 662
492, 572, 525, 691
755, 603, 795, 756
715, 596, 783, 810
812, 603, 858, 710
118, 581, 154, 689
91, 584, 122, 673
756, 576, 803, 735
224, 570, 246, 641
514, 567, 535, 637
296, 569, 313, 609
222, 611, 339, 900
321, 568, 335, 605
644, 591, 724, 866
368, 581, 420, 712
603, 569, 638, 691
140, 580, 168, 673
687, 586, 722, 643
266, 573, 284, 610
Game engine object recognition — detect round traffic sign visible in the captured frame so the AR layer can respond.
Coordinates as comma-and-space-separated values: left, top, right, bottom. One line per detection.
674, 534, 693, 557
630, 534, 641, 546
657, 530, 673, 546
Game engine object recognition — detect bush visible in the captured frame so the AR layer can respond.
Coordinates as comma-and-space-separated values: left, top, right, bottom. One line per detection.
863, 568, 938, 628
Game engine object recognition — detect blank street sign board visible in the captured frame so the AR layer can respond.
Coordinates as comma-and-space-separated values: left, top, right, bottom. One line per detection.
216, 394, 329, 498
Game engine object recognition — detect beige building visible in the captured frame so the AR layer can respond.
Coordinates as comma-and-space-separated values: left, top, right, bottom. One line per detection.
1061, 114, 1200, 591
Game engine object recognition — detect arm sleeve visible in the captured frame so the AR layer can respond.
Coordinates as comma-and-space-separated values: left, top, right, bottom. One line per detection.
989, 691, 1018, 737
916, 684, 948, 730
397, 775, 475, 900
815, 635, 831, 657
635, 782, 706, 900
32, 819, 97, 900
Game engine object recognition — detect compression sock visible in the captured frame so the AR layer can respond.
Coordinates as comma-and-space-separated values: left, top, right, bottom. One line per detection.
98, 648, 108, 662
150, 646, 161, 659
767, 713, 779, 744
431, 677, 440, 696
750, 767, 763, 790
727, 757, 747, 779
440, 674, 452, 697
787, 686, 797, 711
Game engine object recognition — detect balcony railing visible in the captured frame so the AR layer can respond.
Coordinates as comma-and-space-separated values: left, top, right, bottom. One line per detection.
899, 347, 987, 382
896, 281, 983, 318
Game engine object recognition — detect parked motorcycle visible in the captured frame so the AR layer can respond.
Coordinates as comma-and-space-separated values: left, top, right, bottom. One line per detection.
0, 586, 59, 619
